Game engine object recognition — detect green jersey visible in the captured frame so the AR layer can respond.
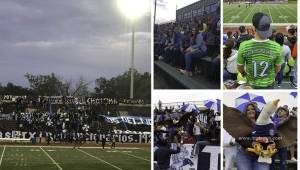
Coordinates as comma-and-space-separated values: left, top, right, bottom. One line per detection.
237, 39, 282, 88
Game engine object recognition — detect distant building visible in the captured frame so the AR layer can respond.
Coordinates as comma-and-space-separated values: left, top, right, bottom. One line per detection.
176, 0, 220, 22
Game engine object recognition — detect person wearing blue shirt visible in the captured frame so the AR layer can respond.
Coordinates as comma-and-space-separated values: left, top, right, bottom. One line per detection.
154, 139, 181, 170
180, 25, 207, 76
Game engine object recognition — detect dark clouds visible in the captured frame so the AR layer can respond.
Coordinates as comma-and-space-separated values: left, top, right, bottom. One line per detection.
0, 0, 151, 87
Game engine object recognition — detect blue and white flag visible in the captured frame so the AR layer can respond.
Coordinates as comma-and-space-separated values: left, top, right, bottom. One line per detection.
204, 99, 221, 113
181, 104, 199, 113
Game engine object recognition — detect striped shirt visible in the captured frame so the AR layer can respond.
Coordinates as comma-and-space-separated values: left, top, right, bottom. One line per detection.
237, 39, 282, 88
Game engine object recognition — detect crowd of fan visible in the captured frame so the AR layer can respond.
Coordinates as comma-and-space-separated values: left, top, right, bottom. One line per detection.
154, 6, 220, 77
0, 109, 150, 142
154, 106, 220, 147
154, 105, 220, 169
15, 111, 91, 134
223, 25, 297, 88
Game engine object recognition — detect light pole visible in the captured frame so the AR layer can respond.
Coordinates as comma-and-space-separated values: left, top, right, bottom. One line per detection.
130, 23, 135, 99
117, 0, 148, 99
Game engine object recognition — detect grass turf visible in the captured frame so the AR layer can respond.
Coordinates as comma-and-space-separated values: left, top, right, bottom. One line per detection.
223, 2, 297, 23
0, 146, 151, 170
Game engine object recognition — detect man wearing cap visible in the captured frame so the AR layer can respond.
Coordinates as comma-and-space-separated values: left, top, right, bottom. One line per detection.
237, 12, 282, 89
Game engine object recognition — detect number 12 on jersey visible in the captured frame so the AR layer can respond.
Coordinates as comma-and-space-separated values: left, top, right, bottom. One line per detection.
252, 61, 269, 78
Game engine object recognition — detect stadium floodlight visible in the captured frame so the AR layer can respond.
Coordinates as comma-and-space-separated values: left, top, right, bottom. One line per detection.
117, 0, 148, 21
117, 0, 149, 99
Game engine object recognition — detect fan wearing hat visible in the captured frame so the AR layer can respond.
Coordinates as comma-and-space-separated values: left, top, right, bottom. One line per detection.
237, 12, 283, 89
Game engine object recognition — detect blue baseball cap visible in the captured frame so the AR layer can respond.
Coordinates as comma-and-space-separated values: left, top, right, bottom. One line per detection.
252, 12, 272, 39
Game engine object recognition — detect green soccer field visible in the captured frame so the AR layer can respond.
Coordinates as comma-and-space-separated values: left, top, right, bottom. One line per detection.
223, 2, 297, 23
0, 146, 151, 170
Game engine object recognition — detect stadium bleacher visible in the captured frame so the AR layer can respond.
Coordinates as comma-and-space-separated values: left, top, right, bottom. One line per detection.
154, 4, 220, 89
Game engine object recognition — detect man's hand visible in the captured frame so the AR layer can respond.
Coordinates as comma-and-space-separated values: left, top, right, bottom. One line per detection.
237, 65, 246, 77
241, 71, 247, 77
275, 64, 281, 74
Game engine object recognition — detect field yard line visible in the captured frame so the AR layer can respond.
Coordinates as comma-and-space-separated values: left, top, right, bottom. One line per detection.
287, 7, 297, 18
278, 5, 297, 20
225, 8, 241, 19
242, 6, 255, 23
275, 5, 288, 23
223, 5, 240, 20
228, 7, 247, 23
118, 151, 150, 162
77, 149, 122, 170
267, 6, 274, 23
287, 5, 297, 13
0, 146, 6, 167
40, 147, 63, 170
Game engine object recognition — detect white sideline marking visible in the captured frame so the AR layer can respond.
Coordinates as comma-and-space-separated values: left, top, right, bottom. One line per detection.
118, 151, 150, 162
105, 151, 118, 153
77, 149, 122, 170
0, 146, 6, 167
40, 147, 63, 170
267, 6, 274, 23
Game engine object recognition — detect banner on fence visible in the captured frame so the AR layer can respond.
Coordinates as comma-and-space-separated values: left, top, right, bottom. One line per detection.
101, 115, 151, 126
0, 131, 151, 143
0, 95, 145, 105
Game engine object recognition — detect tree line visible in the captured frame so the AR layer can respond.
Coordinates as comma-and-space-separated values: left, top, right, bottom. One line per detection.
0, 70, 151, 104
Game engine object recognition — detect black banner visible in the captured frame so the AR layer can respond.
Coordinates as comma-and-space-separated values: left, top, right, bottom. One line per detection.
0, 131, 151, 144
0, 95, 144, 105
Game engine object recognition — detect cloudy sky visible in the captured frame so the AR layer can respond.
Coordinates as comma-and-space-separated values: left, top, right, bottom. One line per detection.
0, 0, 151, 87
155, 0, 199, 24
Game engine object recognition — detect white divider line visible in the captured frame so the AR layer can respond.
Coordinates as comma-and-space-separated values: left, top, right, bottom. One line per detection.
76, 148, 122, 170
1, 145, 140, 150
0, 146, 6, 167
40, 147, 63, 170
118, 151, 150, 162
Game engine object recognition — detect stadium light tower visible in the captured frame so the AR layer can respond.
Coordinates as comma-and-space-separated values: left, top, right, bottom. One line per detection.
117, 0, 148, 99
